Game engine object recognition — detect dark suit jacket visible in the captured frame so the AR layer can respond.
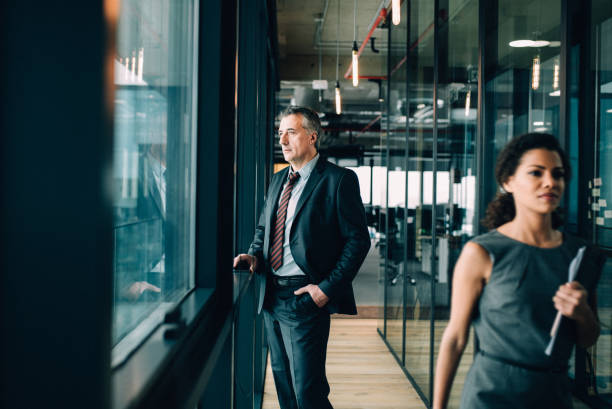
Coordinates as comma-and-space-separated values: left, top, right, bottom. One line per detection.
248, 158, 371, 315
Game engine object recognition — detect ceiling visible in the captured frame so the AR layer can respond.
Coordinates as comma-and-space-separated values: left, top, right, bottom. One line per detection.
275, 0, 393, 158
273, 0, 564, 159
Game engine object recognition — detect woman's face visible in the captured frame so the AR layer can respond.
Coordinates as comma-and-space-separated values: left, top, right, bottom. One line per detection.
502, 148, 566, 216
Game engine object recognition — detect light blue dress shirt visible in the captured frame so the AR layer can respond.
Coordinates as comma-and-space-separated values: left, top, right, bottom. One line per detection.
272, 154, 320, 277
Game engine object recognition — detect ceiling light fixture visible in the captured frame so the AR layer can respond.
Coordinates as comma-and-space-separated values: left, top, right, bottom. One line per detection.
553, 59, 560, 90
318, 40, 323, 102
532, 55, 541, 90
509, 39, 535, 47
392, 0, 400, 25
465, 65, 472, 117
137, 48, 144, 81
352, 0, 359, 87
335, 0, 342, 114
335, 82, 342, 114
352, 43, 359, 87
509, 39, 550, 48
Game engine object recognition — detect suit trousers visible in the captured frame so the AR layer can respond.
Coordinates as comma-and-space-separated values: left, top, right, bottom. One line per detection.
263, 283, 334, 409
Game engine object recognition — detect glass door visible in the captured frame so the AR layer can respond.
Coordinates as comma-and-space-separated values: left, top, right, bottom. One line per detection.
589, 1, 612, 404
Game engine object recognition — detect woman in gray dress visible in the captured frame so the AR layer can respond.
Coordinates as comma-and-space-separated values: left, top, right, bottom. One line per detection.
433, 133, 601, 409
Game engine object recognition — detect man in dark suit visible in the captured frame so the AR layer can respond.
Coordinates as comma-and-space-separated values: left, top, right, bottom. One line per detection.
233, 106, 370, 409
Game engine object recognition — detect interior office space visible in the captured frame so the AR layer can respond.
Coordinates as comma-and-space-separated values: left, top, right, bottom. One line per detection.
0, 0, 610, 409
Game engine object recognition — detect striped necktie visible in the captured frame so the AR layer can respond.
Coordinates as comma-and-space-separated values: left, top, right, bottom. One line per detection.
269, 172, 300, 271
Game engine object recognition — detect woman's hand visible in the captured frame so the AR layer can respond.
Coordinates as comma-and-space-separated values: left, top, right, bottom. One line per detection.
553, 281, 590, 321
553, 281, 600, 347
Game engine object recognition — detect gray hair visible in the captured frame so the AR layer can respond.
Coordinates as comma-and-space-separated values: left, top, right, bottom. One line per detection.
279, 106, 322, 149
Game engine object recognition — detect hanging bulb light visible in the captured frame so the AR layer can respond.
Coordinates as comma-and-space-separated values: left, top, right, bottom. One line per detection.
553, 59, 560, 90
532, 55, 541, 90
131, 50, 136, 81
335, 81, 342, 114
392, 0, 401, 25
465, 88, 471, 117
352, 42, 359, 87
352, 0, 359, 87
335, 0, 342, 114
137, 48, 144, 81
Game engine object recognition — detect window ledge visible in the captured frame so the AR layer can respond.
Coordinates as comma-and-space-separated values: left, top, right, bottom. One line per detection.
112, 287, 214, 409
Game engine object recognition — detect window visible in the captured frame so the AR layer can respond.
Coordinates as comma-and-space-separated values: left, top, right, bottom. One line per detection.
111, 0, 198, 359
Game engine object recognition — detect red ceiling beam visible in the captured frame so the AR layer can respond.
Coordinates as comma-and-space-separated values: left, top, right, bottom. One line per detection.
344, 2, 439, 81
344, 8, 387, 80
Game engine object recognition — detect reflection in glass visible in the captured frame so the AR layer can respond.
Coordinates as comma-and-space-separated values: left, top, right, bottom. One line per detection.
382, 0, 409, 364
431, 0, 479, 406
592, 0, 612, 403
485, 0, 561, 197
111, 0, 198, 352
374, 79, 389, 334
402, 0, 434, 398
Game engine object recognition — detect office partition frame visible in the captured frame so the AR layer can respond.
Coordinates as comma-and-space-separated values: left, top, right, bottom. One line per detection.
378, 1, 611, 408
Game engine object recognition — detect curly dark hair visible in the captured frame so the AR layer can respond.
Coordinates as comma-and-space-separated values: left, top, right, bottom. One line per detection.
482, 133, 571, 230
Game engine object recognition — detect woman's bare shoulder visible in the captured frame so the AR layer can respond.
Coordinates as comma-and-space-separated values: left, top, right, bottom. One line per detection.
455, 241, 493, 282
462, 240, 491, 260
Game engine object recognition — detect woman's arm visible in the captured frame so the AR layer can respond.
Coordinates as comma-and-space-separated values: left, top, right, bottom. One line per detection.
553, 282, 600, 347
433, 242, 491, 409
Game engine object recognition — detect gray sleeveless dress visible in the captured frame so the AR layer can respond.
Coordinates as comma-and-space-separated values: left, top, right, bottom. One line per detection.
459, 230, 599, 409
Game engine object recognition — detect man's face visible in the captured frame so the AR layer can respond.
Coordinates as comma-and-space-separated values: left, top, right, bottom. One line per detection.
278, 114, 317, 167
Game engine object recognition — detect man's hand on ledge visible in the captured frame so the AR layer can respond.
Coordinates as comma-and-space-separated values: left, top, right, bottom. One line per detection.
294, 284, 329, 308
126, 281, 161, 301
233, 253, 258, 273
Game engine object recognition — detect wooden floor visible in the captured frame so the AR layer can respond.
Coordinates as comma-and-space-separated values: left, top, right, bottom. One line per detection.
262, 319, 427, 409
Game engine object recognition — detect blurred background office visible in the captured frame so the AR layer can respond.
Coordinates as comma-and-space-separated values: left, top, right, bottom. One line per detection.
0, 0, 610, 408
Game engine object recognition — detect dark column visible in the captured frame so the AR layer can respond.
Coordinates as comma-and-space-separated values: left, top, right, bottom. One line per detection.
0, 1, 113, 408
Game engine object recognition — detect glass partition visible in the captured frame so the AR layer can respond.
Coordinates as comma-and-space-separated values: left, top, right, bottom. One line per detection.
384, 0, 409, 361
377, 83, 390, 336
377, 1, 609, 408
590, 0, 612, 404
111, 0, 198, 354
432, 0, 479, 407
403, 0, 435, 398
484, 0, 561, 198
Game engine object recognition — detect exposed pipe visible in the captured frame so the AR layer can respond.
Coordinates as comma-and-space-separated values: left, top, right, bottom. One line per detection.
389, 21, 434, 76
314, 0, 331, 46
370, 37, 380, 53
315, 0, 390, 50
344, 8, 387, 80
346, 16, 436, 81
360, 115, 382, 134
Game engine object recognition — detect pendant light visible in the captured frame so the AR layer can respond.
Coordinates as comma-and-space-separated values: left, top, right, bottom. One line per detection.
532, 54, 541, 90
392, 0, 400, 25
531, 11, 542, 91
318, 44, 323, 102
352, 0, 359, 87
335, 0, 342, 114
335, 82, 342, 114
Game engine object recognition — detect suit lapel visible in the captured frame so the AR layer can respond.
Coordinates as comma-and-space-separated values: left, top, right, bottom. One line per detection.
264, 167, 289, 256
293, 158, 326, 222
